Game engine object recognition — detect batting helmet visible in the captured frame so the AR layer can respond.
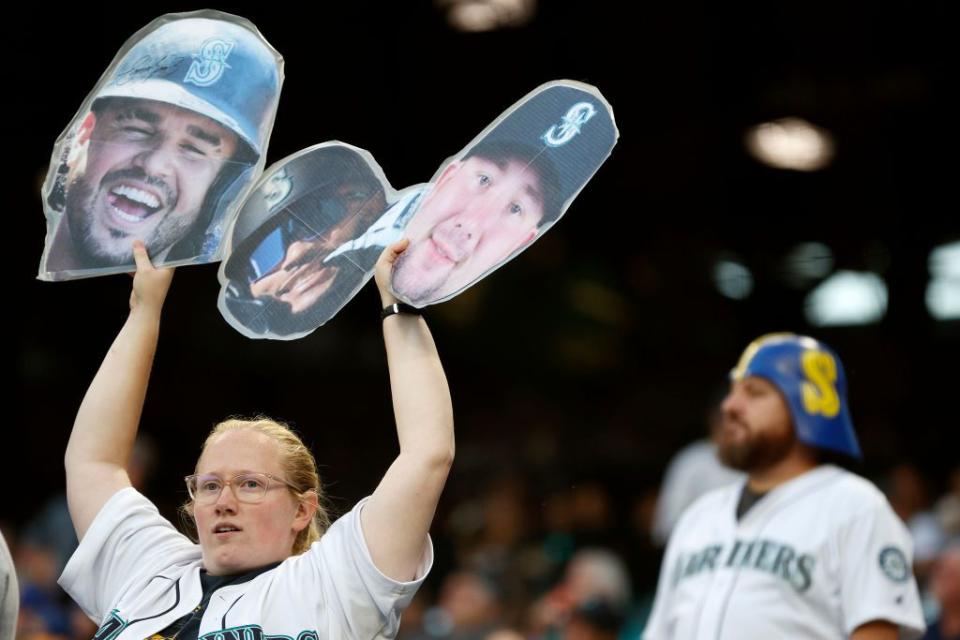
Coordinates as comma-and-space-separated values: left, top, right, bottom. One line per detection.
730, 333, 862, 459
225, 144, 386, 285
92, 10, 283, 161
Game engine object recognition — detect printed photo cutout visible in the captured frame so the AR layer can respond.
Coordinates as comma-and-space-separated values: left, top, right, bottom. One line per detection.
390, 80, 618, 307
219, 143, 411, 339
38, 10, 283, 281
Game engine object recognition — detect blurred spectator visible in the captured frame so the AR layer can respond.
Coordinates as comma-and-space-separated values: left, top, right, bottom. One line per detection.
448, 476, 532, 573
22, 435, 157, 575
399, 590, 430, 638
887, 464, 948, 580
15, 542, 70, 639
529, 548, 631, 638
569, 482, 617, 548
407, 570, 504, 640
935, 468, 960, 540
70, 605, 98, 640
651, 403, 743, 545
445, 475, 545, 621
921, 543, 960, 640
566, 598, 626, 640
14, 436, 157, 639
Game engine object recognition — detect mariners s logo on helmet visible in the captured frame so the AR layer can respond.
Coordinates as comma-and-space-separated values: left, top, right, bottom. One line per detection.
542, 102, 597, 147
184, 38, 235, 87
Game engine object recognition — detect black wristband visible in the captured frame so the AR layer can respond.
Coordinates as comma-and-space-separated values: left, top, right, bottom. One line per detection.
380, 302, 422, 320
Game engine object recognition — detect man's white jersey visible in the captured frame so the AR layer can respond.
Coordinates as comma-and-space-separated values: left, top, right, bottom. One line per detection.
644, 465, 924, 640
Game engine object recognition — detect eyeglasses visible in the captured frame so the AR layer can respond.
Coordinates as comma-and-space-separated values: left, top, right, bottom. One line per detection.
184, 472, 304, 505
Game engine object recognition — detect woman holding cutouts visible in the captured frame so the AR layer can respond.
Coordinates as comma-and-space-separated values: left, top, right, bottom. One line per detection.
60, 239, 453, 640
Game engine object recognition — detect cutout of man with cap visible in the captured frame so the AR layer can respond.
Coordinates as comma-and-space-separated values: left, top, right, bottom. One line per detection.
41, 11, 281, 279
388, 82, 617, 306
390, 139, 558, 306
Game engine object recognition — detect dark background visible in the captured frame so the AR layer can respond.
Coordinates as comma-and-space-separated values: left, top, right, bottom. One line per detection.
13, 1, 955, 540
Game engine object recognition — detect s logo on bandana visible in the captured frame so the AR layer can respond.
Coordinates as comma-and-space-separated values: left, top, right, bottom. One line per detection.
542, 102, 597, 147
879, 546, 910, 583
184, 39, 235, 87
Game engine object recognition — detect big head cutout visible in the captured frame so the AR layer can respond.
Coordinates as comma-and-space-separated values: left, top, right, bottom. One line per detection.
217, 80, 617, 339
219, 143, 406, 339
390, 81, 617, 306
39, 11, 283, 281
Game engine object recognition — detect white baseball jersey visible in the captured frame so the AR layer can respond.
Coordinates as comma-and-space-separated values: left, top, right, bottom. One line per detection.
643, 465, 925, 640
1, 529, 18, 640
59, 487, 432, 640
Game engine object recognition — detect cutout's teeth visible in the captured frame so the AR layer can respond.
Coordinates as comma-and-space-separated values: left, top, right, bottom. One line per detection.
111, 206, 145, 223
111, 185, 161, 209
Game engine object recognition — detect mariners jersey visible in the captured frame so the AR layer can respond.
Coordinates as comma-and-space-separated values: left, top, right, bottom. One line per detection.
59, 488, 432, 640
643, 465, 925, 640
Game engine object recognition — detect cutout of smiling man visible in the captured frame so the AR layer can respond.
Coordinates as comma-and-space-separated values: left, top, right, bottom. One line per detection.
40, 11, 282, 280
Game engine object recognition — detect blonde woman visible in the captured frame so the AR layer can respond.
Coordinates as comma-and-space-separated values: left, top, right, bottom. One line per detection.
60, 239, 453, 640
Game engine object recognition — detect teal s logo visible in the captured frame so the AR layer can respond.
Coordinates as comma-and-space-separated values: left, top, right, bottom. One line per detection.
542, 102, 597, 147
185, 39, 235, 87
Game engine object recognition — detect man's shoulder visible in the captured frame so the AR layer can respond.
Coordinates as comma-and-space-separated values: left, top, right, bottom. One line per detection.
676, 481, 741, 523
808, 465, 888, 511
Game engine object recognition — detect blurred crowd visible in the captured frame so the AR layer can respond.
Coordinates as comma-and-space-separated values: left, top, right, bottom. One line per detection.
3, 425, 958, 639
